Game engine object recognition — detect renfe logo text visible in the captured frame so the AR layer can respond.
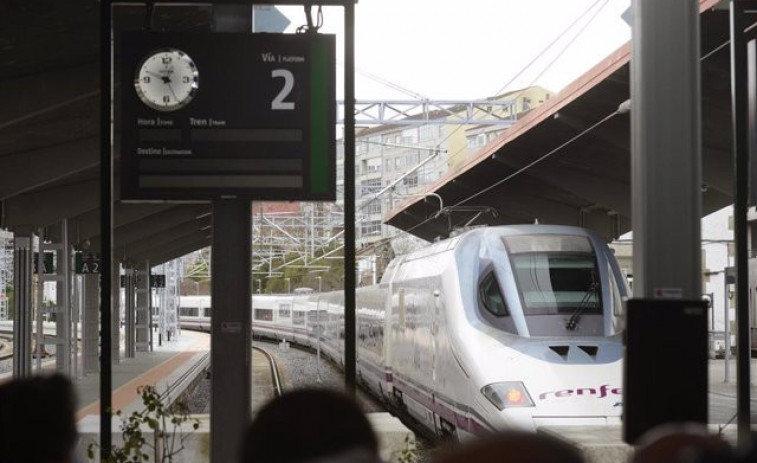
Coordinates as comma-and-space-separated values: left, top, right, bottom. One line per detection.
538, 384, 622, 400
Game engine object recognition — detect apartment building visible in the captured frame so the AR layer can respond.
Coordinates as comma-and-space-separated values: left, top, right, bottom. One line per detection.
342, 86, 552, 250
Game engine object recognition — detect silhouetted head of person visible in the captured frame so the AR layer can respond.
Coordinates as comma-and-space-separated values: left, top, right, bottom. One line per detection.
432, 430, 584, 463
692, 431, 757, 463
632, 422, 731, 463
0, 374, 77, 463
240, 388, 379, 463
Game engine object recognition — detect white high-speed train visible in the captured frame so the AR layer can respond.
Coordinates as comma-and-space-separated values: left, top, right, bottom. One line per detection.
180, 225, 629, 439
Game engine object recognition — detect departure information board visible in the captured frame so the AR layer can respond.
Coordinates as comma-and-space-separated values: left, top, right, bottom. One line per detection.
120, 32, 336, 201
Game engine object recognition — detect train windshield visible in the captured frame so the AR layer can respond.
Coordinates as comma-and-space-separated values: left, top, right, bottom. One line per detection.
503, 234, 601, 316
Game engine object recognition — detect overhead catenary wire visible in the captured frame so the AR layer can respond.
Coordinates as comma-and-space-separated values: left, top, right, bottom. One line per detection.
412, 2, 757, 236
410, 2, 757, 238
440, 0, 611, 169
350, 0, 613, 227
402, 106, 624, 237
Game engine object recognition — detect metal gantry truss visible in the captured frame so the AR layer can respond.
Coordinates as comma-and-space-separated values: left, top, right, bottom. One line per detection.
252, 203, 345, 277
338, 99, 519, 126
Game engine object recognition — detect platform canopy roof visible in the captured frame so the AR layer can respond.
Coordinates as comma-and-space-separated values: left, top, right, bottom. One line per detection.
0, 3, 224, 265
385, 0, 739, 242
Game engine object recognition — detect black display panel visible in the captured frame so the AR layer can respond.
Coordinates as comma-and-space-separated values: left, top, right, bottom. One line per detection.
120, 32, 336, 201
623, 298, 708, 444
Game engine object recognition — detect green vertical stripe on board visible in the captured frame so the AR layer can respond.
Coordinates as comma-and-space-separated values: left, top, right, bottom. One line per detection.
310, 40, 328, 194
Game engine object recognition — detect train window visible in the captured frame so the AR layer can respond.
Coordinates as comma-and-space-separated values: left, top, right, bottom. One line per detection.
293, 311, 305, 325
278, 305, 291, 318
479, 272, 508, 316
179, 307, 198, 317
398, 288, 406, 330
254, 309, 273, 321
609, 264, 624, 317
504, 235, 602, 316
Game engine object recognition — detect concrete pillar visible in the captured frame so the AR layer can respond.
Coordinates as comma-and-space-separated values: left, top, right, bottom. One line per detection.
630, 0, 702, 298
82, 273, 100, 374
135, 261, 150, 352
54, 220, 71, 374
166, 260, 179, 340
34, 231, 45, 372
12, 233, 33, 378
124, 268, 136, 358
72, 274, 80, 379
210, 201, 251, 463
112, 263, 121, 363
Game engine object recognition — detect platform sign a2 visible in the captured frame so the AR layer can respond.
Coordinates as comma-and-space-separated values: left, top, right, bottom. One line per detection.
120, 32, 336, 201
75, 252, 101, 274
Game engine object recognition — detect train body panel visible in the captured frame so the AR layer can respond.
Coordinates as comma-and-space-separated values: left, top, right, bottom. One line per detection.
178, 225, 629, 438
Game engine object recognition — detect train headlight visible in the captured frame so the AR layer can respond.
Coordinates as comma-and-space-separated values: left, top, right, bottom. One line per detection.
481, 382, 535, 410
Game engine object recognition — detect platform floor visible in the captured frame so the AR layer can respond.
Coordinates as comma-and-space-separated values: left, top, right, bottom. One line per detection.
74, 330, 210, 419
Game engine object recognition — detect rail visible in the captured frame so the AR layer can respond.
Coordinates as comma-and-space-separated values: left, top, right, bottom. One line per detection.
253, 345, 283, 397
154, 350, 211, 409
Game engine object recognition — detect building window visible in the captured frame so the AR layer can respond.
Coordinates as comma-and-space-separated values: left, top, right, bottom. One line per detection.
360, 178, 382, 195
405, 152, 418, 166
401, 128, 418, 144
366, 201, 381, 215
403, 174, 418, 189
420, 125, 435, 141
360, 220, 382, 237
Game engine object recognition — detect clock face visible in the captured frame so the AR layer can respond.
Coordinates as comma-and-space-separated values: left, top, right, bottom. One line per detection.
134, 48, 198, 112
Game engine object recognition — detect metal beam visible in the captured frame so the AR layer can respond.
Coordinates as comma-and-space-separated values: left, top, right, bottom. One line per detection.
67, 203, 180, 246
0, 63, 98, 131
729, 0, 755, 448
0, 137, 98, 200
3, 179, 99, 229
137, 237, 211, 266
88, 204, 210, 252
344, 0, 356, 395
118, 218, 211, 260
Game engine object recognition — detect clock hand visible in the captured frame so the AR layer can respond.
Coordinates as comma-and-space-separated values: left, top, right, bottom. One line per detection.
166, 82, 179, 102
145, 70, 171, 84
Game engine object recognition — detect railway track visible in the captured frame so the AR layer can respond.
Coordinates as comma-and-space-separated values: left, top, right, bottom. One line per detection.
0, 335, 12, 360
0, 334, 58, 361
253, 345, 283, 398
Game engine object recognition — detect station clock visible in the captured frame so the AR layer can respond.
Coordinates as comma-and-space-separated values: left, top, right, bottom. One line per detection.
134, 48, 199, 112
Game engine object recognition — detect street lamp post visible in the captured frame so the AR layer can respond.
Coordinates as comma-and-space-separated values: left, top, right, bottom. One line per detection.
256, 279, 262, 294
316, 276, 322, 293
285, 277, 291, 294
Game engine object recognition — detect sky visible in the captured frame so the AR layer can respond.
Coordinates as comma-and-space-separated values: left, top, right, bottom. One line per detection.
275, 0, 631, 100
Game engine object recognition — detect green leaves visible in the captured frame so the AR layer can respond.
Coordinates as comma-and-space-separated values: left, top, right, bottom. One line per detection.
87, 385, 201, 463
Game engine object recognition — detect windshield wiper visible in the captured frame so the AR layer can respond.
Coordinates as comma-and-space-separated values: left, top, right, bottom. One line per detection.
565, 278, 599, 331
